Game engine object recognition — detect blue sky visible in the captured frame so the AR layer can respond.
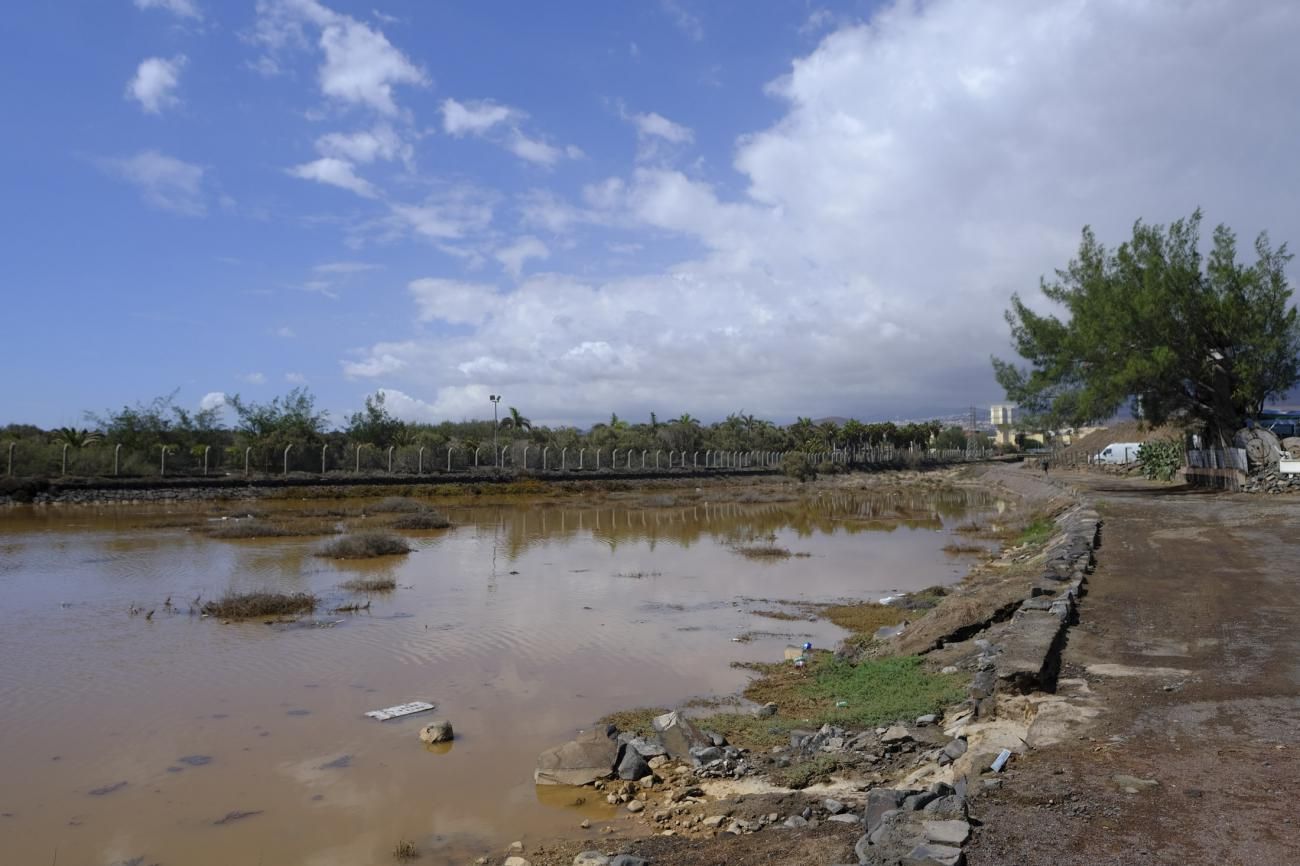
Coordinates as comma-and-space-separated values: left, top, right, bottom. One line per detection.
3, 1, 1299, 429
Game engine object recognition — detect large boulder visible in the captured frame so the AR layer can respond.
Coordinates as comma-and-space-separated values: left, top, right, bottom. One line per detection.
535, 727, 619, 786
651, 711, 710, 760
616, 747, 651, 781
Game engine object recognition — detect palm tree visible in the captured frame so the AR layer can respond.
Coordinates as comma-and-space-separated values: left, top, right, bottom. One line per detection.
674, 413, 700, 427
499, 407, 532, 433
52, 427, 102, 448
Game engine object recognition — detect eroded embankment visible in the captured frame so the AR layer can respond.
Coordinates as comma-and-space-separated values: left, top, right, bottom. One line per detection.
512, 465, 1101, 866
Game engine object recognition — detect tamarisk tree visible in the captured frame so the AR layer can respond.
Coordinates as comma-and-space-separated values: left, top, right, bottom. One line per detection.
992, 210, 1300, 443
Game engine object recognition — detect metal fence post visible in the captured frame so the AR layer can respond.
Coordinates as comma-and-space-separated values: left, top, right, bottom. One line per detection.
641, 449, 647, 469
595, 448, 602, 470
61, 443, 69, 476
160, 447, 167, 477
543, 446, 549, 471
579, 448, 585, 470
284, 444, 293, 476
244, 447, 251, 477
5, 442, 12, 477
418, 446, 424, 475
322, 444, 329, 475
501, 445, 508, 467
447, 447, 453, 472
387, 446, 394, 473
203, 445, 210, 476
113, 443, 121, 476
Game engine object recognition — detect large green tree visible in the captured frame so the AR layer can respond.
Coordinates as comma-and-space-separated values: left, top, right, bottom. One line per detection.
993, 211, 1300, 442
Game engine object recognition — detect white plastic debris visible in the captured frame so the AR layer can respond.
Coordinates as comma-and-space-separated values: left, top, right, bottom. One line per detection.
365, 701, 436, 721
991, 748, 1012, 772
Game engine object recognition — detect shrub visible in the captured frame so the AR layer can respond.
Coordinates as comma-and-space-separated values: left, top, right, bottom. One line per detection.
320, 531, 411, 559
1137, 439, 1183, 481
781, 452, 817, 482
340, 575, 398, 592
389, 512, 451, 530
201, 591, 317, 619
205, 520, 339, 539
732, 544, 793, 559
368, 496, 428, 514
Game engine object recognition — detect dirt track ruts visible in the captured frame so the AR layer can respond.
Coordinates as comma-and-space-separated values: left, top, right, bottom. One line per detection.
967, 472, 1300, 866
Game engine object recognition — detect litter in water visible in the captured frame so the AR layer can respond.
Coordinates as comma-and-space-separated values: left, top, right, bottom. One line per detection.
365, 701, 436, 721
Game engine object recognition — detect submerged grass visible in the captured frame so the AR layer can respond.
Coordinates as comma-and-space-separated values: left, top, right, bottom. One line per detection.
204, 519, 340, 539
319, 531, 411, 559
942, 541, 987, 555
389, 512, 451, 530
752, 609, 805, 621
368, 496, 429, 514
202, 591, 317, 619
392, 839, 419, 861
339, 575, 398, 592
732, 544, 793, 559
822, 601, 906, 637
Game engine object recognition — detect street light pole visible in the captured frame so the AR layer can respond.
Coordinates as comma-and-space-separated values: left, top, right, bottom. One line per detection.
490, 394, 501, 468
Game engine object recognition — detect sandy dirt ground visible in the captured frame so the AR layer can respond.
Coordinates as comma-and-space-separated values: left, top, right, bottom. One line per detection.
967, 472, 1300, 866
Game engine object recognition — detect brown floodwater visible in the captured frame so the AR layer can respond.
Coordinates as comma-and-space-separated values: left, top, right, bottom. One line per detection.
0, 486, 1004, 866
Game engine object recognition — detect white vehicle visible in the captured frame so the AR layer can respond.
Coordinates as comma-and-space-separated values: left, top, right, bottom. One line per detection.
1095, 442, 1142, 464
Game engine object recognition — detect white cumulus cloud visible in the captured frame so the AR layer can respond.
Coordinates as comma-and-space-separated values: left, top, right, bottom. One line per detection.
287, 157, 378, 198
407, 278, 499, 326
336, 0, 1300, 424
441, 98, 518, 136
315, 124, 411, 164
631, 111, 693, 144
495, 236, 549, 279
249, 0, 426, 115
126, 55, 187, 114
105, 150, 206, 216
198, 391, 227, 411
135, 0, 201, 20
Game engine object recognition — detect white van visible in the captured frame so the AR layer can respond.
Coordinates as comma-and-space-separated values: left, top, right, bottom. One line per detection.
1095, 442, 1142, 464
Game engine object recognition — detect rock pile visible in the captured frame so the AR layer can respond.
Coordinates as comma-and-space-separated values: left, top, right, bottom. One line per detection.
1242, 466, 1300, 494
853, 783, 972, 866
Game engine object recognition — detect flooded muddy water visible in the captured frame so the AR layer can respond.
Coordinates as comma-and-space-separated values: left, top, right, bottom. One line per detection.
0, 486, 1003, 865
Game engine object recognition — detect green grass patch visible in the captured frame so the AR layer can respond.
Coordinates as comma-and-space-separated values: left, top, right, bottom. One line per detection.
691, 712, 794, 751
771, 754, 844, 789
737, 653, 963, 732
1016, 516, 1057, 547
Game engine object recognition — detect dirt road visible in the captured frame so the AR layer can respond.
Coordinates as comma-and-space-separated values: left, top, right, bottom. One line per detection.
968, 474, 1300, 865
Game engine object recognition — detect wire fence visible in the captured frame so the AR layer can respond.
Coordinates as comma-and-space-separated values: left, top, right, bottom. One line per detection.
3, 440, 992, 481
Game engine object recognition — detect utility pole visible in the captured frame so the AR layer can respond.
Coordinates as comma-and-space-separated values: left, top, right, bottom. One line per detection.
490, 394, 501, 467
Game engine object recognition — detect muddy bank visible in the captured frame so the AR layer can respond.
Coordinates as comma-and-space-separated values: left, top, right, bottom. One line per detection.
502, 464, 1101, 866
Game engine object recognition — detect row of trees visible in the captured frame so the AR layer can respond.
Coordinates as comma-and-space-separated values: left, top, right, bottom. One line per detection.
2, 389, 991, 476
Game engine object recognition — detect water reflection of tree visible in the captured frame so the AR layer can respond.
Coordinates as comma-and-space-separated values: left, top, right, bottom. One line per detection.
459, 489, 1001, 561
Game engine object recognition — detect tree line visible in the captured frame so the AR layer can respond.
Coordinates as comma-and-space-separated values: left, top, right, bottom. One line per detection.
2, 389, 987, 473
